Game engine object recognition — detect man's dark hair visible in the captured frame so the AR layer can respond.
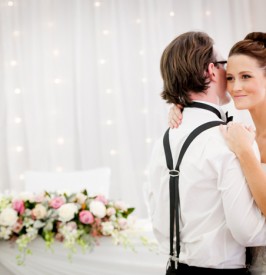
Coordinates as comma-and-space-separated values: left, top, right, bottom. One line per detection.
160, 31, 216, 105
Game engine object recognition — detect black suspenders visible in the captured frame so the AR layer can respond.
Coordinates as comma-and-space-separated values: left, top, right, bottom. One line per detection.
163, 120, 226, 272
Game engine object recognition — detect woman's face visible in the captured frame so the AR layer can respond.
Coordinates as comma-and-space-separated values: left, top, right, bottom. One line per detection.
226, 54, 266, 111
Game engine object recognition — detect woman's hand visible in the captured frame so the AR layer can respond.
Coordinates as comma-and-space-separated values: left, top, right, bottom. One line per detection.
168, 104, 183, 128
220, 122, 256, 156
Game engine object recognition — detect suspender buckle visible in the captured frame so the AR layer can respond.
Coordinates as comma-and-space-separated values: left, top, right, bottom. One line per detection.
169, 170, 179, 177
169, 255, 179, 262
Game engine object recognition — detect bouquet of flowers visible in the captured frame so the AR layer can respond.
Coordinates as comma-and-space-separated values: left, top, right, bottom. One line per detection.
0, 190, 135, 265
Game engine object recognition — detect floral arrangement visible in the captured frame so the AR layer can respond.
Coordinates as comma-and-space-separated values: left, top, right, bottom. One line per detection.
0, 190, 135, 265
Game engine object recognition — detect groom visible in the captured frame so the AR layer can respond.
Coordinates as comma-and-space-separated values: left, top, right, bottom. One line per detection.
148, 31, 266, 274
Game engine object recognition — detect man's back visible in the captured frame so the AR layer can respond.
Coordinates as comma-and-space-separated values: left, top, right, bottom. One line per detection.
148, 105, 265, 268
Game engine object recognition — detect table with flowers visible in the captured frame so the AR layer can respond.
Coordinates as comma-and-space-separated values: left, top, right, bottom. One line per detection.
0, 190, 167, 275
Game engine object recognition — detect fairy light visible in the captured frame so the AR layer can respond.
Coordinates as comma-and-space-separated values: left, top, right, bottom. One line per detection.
143, 169, 149, 176
56, 137, 65, 145
106, 120, 113, 126
145, 138, 152, 144
141, 108, 148, 114
13, 30, 20, 37
110, 149, 117, 156
205, 10, 211, 16
94, 2, 101, 7
135, 19, 141, 24
10, 60, 17, 67
7, 1, 14, 6
106, 88, 112, 94
139, 50, 144, 55
99, 59, 106, 64
169, 11, 175, 17
102, 30, 110, 35
141, 77, 147, 83
53, 49, 60, 56
16, 146, 24, 152
14, 88, 21, 94
47, 22, 54, 28
54, 78, 62, 84
19, 174, 25, 180
14, 117, 22, 124
56, 166, 63, 172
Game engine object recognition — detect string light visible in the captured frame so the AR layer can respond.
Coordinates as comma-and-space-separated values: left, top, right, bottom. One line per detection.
135, 19, 141, 24
54, 78, 62, 84
14, 117, 22, 124
56, 166, 63, 172
19, 174, 25, 180
106, 88, 113, 94
99, 59, 106, 64
56, 137, 65, 145
10, 60, 17, 67
14, 88, 21, 94
102, 30, 110, 35
47, 22, 54, 28
141, 108, 148, 114
169, 11, 175, 17
143, 170, 149, 176
139, 50, 144, 55
110, 149, 117, 156
205, 10, 211, 16
7, 1, 14, 7
16, 146, 24, 152
145, 138, 152, 144
13, 30, 20, 37
53, 49, 60, 56
106, 120, 113, 126
94, 2, 101, 7
141, 77, 147, 83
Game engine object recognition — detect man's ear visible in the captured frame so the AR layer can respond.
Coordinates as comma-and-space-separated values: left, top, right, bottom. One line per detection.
207, 62, 216, 81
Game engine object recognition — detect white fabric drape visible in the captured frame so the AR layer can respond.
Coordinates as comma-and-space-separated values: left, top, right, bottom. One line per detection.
0, 0, 265, 217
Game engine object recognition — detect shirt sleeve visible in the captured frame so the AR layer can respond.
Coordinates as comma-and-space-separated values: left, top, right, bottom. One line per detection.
214, 138, 266, 246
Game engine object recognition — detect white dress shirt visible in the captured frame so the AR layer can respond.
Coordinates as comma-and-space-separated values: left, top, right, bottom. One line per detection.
148, 102, 266, 268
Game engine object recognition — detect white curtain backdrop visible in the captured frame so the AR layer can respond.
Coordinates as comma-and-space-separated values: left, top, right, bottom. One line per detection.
0, 0, 265, 217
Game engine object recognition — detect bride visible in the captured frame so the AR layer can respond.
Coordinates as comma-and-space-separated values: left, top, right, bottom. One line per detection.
168, 32, 266, 274
220, 32, 266, 275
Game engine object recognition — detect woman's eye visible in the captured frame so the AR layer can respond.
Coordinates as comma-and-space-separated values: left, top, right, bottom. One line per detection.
242, 74, 251, 79
226, 76, 233, 81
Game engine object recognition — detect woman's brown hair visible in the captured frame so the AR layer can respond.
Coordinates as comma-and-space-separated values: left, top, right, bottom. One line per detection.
229, 32, 266, 75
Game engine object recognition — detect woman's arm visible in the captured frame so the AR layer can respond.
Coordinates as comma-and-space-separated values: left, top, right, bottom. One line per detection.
221, 123, 266, 216
168, 104, 183, 128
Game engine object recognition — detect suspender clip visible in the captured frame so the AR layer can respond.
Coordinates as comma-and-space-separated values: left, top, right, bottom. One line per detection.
169, 170, 179, 177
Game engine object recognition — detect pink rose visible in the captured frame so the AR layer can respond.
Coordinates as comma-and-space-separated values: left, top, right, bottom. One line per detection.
79, 210, 94, 224
12, 219, 23, 234
50, 197, 65, 209
12, 199, 25, 214
95, 195, 108, 205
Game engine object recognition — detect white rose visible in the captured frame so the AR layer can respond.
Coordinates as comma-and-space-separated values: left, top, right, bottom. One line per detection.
114, 201, 128, 211
58, 203, 78, 222
32, 204, 47, 219
106, 207, 116, 216
18, 191, 35, 202
75, 193, 87, 204
90, 200, 106, 218
0, 208, 18, 226
101, 221, 114, 235
118, 217, 128, 230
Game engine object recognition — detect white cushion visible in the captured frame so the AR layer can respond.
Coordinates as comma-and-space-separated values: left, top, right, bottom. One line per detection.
24, 167, 111, 197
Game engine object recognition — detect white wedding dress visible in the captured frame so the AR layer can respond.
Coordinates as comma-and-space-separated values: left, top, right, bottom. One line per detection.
249, 164, 266, 275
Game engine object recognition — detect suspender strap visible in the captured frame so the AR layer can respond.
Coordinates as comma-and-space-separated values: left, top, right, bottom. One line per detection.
163, 120, 226, 269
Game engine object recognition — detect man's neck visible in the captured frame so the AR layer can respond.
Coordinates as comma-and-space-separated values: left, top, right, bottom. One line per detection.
189, 92, 219, 106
